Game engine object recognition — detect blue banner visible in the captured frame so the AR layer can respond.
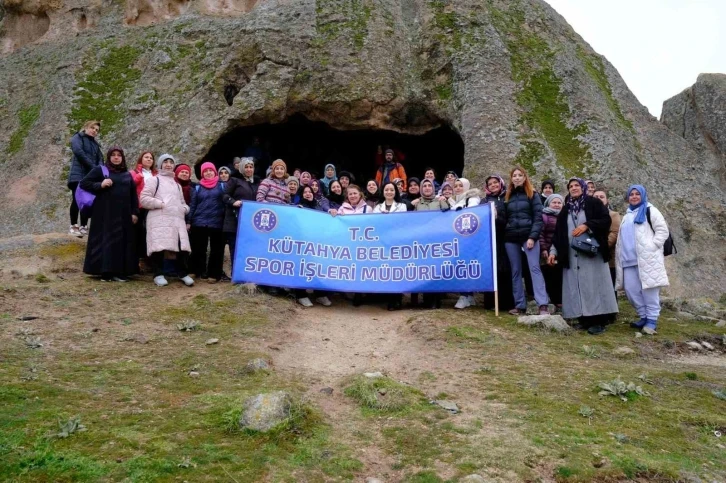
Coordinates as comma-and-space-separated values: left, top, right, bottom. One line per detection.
232, 202, 497, 293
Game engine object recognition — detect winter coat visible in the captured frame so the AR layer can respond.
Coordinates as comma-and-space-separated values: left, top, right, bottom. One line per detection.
552, 196, 611, 269
338, 201, 370, 215
415, 197, 450, 212
129, 166, 156, 198
375, 163, 407, 191
538, 212, 558, 256
140, 171, 191, 255
372, 201, 408, 213
80, 166, 138, 276
485, 192, 510, 272
449, 189, 482, 210
222, 173, 260, 233
68, 131, 103, 185
187, 183, 225, 229
607, 210, 621, 268
256, 177, 290, 204
615, 204, 669, 290
503, 187, 543, 243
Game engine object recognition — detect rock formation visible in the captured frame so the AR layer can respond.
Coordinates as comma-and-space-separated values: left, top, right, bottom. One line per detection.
0, 0, 724, 297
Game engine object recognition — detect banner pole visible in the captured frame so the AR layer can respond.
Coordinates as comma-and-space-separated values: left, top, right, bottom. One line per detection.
495, 290, 499, 317
490, 201, 499, 317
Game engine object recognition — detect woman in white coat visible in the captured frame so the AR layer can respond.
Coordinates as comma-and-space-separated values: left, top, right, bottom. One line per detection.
451, 178, 482, 309
615, 185, 669, 335
372, 182, 408, 214
140, 155, 194, 287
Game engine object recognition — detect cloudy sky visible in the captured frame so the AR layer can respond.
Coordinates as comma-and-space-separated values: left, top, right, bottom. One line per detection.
544, 0, 726, 118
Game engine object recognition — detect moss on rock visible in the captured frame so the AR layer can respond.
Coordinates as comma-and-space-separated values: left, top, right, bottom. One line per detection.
6, 104, 41, 156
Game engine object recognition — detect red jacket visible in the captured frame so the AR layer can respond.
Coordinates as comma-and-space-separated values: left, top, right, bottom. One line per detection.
130, 165, 158, 198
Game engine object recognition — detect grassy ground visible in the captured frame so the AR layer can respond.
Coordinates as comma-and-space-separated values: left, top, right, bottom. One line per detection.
0, 239, 724, 482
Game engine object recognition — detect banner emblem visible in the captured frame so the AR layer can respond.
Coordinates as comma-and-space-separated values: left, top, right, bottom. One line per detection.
453, 212, 480, 236
252, 209, 278, 233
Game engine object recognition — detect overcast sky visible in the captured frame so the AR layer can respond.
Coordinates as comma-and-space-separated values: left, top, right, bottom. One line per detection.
544, 0, 726, 118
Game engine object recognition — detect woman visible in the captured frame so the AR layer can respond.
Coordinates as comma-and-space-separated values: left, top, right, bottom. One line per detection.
373, 182, 407, 213
218, 166, 231, 186
293, 168, 302, 179
503, 166, 548, 315
310, 179, 330, 212
326, 180, 345, 210
287, 176, 301, 205
129, 151, 157, 268
539, 194, 564, 312
365, 179, 381, 209
294, 185, 334, 307
188, 162, 226, 283
335, 184, 369, 215
174, 162, 194, 205
423, 168, 441, 193
450, 178, 482, 309
299, 171, 313, 187
338, 171, 355, 190
615, 185, 669, 335
415, 179, 450, 309
585, 180, 596, 197
548, 178, 618, 334
80, 146, 138, 282
483, 175, 514, 311
540, 179, 555, 205
443, 171, 458, 187
223, 158, 260, 266
256, 159, 290, 204
68, 120, 104, 237
440, 182, 454, 201
140, 155, 194, 287
320, 163, 337, 194
402, 177, 420, 211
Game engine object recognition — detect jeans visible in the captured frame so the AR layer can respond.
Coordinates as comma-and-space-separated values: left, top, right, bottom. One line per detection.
623, 266, 661, 320
505, 241, 549, 309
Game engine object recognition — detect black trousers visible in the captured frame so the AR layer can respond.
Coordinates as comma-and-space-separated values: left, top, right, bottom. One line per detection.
542, 264, 563, 305
483, 270, 515, 311
190, 226, 224, 279
69, 182, 89, 226
151, 250, 189, 278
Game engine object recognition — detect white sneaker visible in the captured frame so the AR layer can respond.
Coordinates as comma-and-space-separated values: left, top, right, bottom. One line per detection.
297, 297, 313, 307
316, 296, 332, 307
79, 226, 88, 236
69, 225, 82, 237
154, 275, 168, 287
180, 275, 194, 286
467, 295, 476, 307
454, 295, 470, 309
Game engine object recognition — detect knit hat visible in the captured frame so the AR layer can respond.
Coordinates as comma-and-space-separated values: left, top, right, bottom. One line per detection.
541, 179, 555, 191
270, 159, 287, 177
241, 157, 255, 167
544, 193, 564, 207
174, 163, 191, 175
157, 153, 177, 169
385, 148, 394, 155
218, 166, 231, 175
408, 177, 420, 187
287, 176, 299, 186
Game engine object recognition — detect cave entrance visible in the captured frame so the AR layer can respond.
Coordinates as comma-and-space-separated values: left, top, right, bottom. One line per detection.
201, 114, 465, 188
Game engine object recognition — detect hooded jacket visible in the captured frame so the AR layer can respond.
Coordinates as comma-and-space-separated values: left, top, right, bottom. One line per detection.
614, 203, 669, 290
68, 131, 104, 185
140, 170, 191, 255
503, 187, 544, 243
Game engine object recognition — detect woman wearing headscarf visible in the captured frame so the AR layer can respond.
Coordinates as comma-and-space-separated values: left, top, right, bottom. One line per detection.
80, 146, 139, 282
548, 178, 618, 334
540, 179, 555, 205
338, 171, 355, 191
615, 185, 669, 335
539, 194, 564, 312
503, 166, 548, 315
299, 171, 313, 187
310, 179, 330, 212
325, 180, 345, 210
218, 166, 231, 187
223, 157, 260, 268
483, 175, 514, 311
173, 162, 194, 205
401, 177, 420, 211
129, 151, 157, 267
187, 162, 226, 283
365, 179, 381, 209
450, 178, 482, 309
141, 155, 194, 287
415, 179, 450, 309
320, 163, 337, 194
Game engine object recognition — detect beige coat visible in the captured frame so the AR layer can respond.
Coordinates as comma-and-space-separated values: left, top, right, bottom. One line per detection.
140, 171, 191, 255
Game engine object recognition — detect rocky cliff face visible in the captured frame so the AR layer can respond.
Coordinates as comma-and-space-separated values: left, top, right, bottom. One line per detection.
1, 0, 724, 297
661, 73, 726, 174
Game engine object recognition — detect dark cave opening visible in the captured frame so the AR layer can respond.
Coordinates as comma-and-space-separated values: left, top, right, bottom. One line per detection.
200, 114, 465, 186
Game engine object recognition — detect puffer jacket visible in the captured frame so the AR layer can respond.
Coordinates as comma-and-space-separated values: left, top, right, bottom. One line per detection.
67, 131, 103, 185
375, 163, 407, 190
485, 191, 510, 272
222, 172, 260, 233
187, 183, 225, 229
338, 200, 369, 215
415, 197, 450, 212
449, 189, 482, 210
615, 203, 669, 290
504, 187, 543, 243
538, 212, 558, 256
140, 171, 191, 255
256, 177, 290, 204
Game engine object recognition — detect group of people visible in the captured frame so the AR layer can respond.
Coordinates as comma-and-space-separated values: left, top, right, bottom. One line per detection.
68, 120, 671, 335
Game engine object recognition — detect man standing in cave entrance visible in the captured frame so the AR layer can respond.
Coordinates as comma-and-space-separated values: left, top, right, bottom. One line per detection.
375, 149, 407, 192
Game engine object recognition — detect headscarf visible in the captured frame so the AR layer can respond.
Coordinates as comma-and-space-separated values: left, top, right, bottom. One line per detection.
445, 170, 458, 180
105, 146, 128, 173
269, 159, 287, 179
440, 181, 454, 197
242, 157, 255, 168
338, 170, 355, 185
321, 163, 337, 191
626, 184, 648, 224
406, 177, 421, 201
199, 162, 219, 189
299, 171, 312, 186
566, 177, 588, 217
218, 166, 231, 176
298, 186, 318, 209
365, 179, 381, 204
485, 174, 506, 197
420, 179, 436, 201
543, 194, 564, 215
326, 180, 344, 205
541, 179, 555, 192
310, 179, 324, 200
453, 178, 471, 202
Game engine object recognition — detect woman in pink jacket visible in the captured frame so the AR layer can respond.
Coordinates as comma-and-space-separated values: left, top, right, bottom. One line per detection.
140, 155, 194, 287
330, 184, 369, 215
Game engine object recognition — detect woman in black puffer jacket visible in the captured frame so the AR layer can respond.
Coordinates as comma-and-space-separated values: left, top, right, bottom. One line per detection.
222, 158, 260, 272
503, 167, 549, 315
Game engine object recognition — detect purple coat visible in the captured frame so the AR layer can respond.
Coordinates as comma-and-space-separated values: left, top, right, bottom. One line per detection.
539, 212, 558, 255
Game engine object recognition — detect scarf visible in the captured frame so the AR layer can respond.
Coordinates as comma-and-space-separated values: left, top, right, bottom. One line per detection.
484, 174, 506, 197
420, 179, 436, 201
626, 184, 648, 224
299, 194, 318, 209
105, 146, 128, 173
543, 193, 564, 215
300, 171, 312, 186
406, 177, 421, 201
453, 178, 471, 203
366, 180, 381, 204
566, 177, 588, 217
321, 164, 337, 189
199, 162, 219, 189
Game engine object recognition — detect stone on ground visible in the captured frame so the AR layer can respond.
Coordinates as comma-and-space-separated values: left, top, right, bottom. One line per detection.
613, 346, 636, 356
242, 358, 272, 374
432, 400, 460, 414
238, 391, 293, 432
518, 314, 571, 332
363, 371, 384, 379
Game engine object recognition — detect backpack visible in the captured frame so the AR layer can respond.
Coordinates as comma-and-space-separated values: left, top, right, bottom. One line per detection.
75, 165, 109, 215
646, 207, 676, 257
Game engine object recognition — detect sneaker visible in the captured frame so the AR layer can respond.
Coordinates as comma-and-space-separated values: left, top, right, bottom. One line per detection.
101, 276, 113, 282
454, 295, 470, 309
69, 225, 82, 237
298, 297, 313, 307
79, 226, 88, 236
630, 318, 647, 329
642, 319, 657, 335
467, 295, 476, 307
587, 325, 606, 335
508, 308, 526, 315
154, 275, 168, 287
539, 305, 549, 315
113, 276, 129, 282
316, 296, 332, 307
180, 275, 194, 287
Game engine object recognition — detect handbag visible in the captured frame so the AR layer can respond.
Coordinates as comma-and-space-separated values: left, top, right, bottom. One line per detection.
569, 212, 599, 257
75, 165, 109, 215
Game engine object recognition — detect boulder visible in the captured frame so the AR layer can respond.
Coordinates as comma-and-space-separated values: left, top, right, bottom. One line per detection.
238, 391, 293, 432
242, 358, 271, 374
518, 314, 571, 332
